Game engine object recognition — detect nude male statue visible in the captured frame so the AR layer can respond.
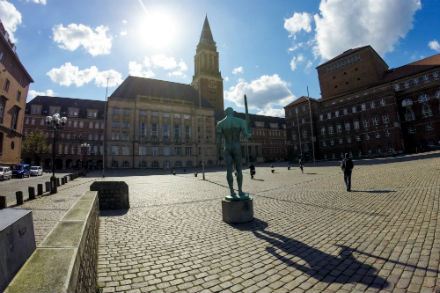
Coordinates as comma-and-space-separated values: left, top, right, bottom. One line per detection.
217, 107, 251, 199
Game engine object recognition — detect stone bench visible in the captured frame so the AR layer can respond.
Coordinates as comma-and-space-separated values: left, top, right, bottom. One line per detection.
90, 181, 129, 210
5, 191, 99, 293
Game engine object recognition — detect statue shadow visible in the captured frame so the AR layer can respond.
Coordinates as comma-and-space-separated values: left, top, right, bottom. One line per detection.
252, 178, 264, 181
232, 219, 389, 289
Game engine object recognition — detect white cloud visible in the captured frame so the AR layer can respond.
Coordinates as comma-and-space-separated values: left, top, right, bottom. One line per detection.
313, 0, 421, 60
0, 0, 22, 43
52, 23, 112, 56
224, 74, 295, 117
120, 30, 127, 37
47, 62, 122, 87
290, 54, 305, 71
26, 0, 46, 4
428, 40, 440, 53
284, 12, 312, 38
151, 54, 177, 70
28, 89, 54, 100
232, 66, 244, 75
224, 76, 229, 82
128, 61, 155, 78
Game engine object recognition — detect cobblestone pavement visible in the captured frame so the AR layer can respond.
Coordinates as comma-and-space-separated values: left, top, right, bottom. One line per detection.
14, 176, 97, 245
98, 154, 440, 293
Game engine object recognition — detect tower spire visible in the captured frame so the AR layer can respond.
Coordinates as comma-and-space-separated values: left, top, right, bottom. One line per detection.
199, 15, 215, 46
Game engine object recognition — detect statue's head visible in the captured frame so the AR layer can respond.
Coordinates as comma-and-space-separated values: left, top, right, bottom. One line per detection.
225, 107, 234, 116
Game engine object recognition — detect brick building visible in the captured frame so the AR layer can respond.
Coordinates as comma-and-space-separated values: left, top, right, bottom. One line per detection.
24, 96, 105, 169
285, 46, 440, 161
0, 21, 33, 165
234, 112, 286, 163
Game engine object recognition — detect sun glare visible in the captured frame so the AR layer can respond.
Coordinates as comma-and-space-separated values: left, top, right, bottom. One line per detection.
137, 9, 178, 49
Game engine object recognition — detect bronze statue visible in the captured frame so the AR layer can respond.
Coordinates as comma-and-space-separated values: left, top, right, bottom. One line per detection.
217, 107, 251, 199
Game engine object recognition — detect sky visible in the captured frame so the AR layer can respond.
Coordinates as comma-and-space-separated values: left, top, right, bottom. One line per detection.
1, 0, 439, 117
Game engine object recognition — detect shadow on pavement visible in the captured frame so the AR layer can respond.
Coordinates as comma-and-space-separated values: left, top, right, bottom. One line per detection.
350, 190, 396, 194
233, 218, 389, 289
251, 178, 264, 181
99, 209, 128, 216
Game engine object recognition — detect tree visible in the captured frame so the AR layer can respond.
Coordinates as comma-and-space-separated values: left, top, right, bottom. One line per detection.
22, 130, 49, 165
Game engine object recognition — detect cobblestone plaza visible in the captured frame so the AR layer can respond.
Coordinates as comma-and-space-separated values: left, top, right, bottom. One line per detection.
95, 153, 440, 293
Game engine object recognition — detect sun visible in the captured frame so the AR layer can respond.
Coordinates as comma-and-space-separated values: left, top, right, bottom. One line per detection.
137, 8, 178, 49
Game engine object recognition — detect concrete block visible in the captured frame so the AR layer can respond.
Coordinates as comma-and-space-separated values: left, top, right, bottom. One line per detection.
222, 198, 254, 224
16, 191, 23, 205
0, 209, 36, 292
90, 181, 129, 210
28, 187, 35, 200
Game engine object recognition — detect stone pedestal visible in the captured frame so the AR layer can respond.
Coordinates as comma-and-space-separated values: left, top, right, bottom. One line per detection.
90, 181, 129, 210
0, 209, 36, 292
222, 198, 253, 224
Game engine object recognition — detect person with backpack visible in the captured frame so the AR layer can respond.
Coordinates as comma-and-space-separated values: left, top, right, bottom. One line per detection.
341, 153, 354, 191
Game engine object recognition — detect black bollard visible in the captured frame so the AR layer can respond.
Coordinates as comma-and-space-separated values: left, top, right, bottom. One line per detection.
28, 187, 36, 200
37, 184, 43, 196
0, 196, 6, 209
56, 178, 60, 187
16, 191, 23, 205
45, 181, 51, 193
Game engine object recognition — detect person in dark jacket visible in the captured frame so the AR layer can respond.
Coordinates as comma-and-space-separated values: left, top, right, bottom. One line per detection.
249, 164, 256, 179
299, 158, 304, 173
341, 153, 354, 191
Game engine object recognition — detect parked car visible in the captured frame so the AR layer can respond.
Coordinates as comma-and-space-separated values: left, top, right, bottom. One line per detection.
12, 164, 31, 178
30, 166, 43, 176
0, 166, 12, 180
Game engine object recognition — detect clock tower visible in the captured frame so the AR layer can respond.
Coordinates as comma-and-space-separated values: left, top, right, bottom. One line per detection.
192, 16, 224, 112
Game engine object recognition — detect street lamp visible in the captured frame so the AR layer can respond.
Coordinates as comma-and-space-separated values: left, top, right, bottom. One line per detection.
81, 142, 90, 173
46, 113, 67, 194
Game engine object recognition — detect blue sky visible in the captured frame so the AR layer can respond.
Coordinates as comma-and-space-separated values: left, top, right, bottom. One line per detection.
1, 0, 439, 116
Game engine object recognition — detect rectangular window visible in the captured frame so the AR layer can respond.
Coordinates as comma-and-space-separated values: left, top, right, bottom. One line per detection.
352, 106, 357, 113
112, 121, 120, 128
185, 125, 191, 138
174, 147, 181, 156
152, 111, 159, 117
185, 147, 192, 156
354, 120, 360, 130
123, 108, 131, 116
16, 91, 21, 102
319, 114, 323, 121
336, 124, 342, 134
122, 132, 129, 141
4, 79, 10, 92
152, 146, 159, 156
184, 114, 191, 120
344, 122, 350, 131
363, 120, 369, 129
151, 123, 158, 136
174, 113, 181, 119
343, 108, 348, 115
123, 121, 130, 128
68, 107, 79, 117
87, 109, 97, 118
111, 146, 119, 155
139, 122, 146, 137
361, 103, 366, 111
139, 146, 147, 156
162, 124, 169, 138
113, 108, 120, 115
163, 146, 170, 156
10, 107, 19, 130
382, 114, 389, 124
139, 110, 147, 116
122, 146, 129, 155
174, 125, 180, 138
49, 106, 60, 115
31, 105, 41, 115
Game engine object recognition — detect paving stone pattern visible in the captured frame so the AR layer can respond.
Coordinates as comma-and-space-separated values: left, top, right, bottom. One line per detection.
98, 156, 440, 293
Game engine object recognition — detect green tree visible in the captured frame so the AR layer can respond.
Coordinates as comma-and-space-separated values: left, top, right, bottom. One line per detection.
22, 130, 49, 165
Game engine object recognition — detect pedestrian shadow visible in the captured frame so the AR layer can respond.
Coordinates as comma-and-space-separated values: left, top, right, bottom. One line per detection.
304, 172, 317, 175
350, 190, 396, 194
232, 219, 389, 289
251, 178, 264, 181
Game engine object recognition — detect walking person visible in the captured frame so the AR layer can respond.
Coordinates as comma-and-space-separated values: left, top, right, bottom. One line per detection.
341, 153, 354, 191
249, 163, 255, 179
299, 158, 304, 173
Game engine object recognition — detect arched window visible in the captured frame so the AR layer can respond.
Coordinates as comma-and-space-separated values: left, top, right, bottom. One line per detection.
421, 103, 432, 118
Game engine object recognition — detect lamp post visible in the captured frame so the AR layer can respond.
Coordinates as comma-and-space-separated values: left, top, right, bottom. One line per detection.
81, 142, 90, 174
46, 113, 67, 194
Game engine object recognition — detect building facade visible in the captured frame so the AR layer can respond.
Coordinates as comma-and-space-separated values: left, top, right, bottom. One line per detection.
24, 96, 105, 169
285, 46, 440, 161
0, 21, 33, 165
107, 77, 217, 169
